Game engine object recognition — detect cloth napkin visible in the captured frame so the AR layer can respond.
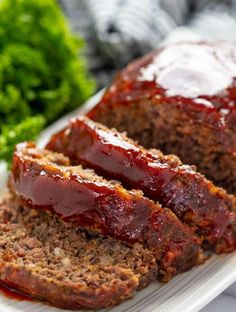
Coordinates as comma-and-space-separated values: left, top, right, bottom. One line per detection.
60, 0, 236, 87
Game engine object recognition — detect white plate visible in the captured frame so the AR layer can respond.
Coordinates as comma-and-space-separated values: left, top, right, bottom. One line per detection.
0, 90, 236, 312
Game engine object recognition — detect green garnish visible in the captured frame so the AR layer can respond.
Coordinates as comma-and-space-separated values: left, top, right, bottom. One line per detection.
0, 0, 95, 164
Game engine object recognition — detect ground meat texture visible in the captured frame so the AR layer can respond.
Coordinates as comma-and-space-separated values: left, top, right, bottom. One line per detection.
87, 42, 236, 195
0, 194, 158, 310
46, 116, 236, 253
10, 142, 202, 280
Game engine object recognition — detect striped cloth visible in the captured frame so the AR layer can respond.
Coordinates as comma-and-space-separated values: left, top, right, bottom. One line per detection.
60, 0, 236, 87
85, 0, 176, 64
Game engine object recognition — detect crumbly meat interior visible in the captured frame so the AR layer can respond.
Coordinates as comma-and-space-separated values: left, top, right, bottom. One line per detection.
0, 194, 157, 309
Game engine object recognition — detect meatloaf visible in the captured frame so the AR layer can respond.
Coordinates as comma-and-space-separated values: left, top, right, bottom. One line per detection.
46, 116, 236, 253
0, 194, 158, 310
87, 42, 236, 195
10, 142, 202, 281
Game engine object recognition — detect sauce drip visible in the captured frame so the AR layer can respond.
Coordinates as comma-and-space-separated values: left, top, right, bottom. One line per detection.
0, 282, 32, 301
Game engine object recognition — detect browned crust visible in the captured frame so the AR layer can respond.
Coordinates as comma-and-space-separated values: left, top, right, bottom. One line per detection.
0, 262, 137, 310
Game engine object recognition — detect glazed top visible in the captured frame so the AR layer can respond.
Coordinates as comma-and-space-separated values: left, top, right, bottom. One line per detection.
47, 116, 235, 247
100, 42, 236, 132
11, 143, 200, 269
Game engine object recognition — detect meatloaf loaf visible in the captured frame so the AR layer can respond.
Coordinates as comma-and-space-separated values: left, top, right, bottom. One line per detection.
46, 116, 236, 253
0, 194, 158, 310
10, 142, 202, 281
87, 42, 236, 195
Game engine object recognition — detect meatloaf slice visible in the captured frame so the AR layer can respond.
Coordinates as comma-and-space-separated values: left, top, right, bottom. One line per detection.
10, 142, 202, 281
46, 116, 236, 253
87, 42, 236, 195
0, 194, 157, 310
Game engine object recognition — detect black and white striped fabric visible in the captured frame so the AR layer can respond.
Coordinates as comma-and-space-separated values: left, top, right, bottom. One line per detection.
60, 0, 236, 87
85, 0, 180, 65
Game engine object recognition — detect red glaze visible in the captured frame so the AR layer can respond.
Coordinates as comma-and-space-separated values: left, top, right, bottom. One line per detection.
11, 142, 201, 275
46, 117, 236, 250
88, 42, 236, 154
0, 281, 33, 302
